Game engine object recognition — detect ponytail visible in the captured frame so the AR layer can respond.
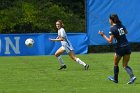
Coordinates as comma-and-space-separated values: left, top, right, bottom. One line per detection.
109, 14, 122, 25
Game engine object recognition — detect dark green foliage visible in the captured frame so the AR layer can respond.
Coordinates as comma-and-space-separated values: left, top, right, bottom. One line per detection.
0, 0, 85, 33
0, 0, 15, 10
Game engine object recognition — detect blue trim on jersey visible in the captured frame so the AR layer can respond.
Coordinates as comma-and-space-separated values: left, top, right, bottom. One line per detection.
65, 38, 71, 47
67, 46, 71, 51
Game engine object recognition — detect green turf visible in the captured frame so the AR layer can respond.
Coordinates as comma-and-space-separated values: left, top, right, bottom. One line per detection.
0, 52, 139, 93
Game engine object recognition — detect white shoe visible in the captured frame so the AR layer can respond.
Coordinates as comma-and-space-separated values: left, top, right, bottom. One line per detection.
127, 76, 136, 84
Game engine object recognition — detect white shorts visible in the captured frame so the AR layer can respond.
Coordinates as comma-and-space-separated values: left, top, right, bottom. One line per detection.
61, 45, 74, 53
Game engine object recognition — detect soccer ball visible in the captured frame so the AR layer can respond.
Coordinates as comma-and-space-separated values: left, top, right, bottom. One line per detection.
25, 38, 34, 47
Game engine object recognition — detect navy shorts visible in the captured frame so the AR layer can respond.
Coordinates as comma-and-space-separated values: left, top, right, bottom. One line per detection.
115, 45, 131, 56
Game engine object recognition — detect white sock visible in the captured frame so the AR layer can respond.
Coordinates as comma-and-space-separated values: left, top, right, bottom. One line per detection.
76, 58, 86, 66
57, 56, 65, 66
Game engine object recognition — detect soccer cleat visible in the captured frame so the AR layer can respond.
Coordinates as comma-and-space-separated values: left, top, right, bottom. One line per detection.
84, 64, 89, 70
127, 76, 136, 84
58, 65, 67, 70
108, 76, 118, 83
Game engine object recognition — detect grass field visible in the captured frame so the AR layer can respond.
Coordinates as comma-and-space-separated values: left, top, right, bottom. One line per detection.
0, 52, 139, 93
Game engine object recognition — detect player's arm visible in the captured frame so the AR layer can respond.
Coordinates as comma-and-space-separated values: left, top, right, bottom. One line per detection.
49, 37, 64, 42
98, 31, 114, 44
122, 26, 128, 34
124, 30, 128, 34
49, 29, 65, 42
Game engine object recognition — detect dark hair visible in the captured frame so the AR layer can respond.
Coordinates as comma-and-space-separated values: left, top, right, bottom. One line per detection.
109, 14, 122, 25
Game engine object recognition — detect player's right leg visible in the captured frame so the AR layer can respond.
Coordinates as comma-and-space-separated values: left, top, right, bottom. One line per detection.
55, 46, 66, 70
114, 54, 121, 82
108, 53, 121, 83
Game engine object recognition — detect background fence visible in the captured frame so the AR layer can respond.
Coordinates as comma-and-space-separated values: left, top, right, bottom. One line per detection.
0, 33, 88, 56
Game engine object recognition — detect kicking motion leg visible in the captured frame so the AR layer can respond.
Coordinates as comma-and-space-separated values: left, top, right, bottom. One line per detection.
68, 51, 89, 70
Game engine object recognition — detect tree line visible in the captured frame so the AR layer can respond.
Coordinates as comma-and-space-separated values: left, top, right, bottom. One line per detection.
0, 0, 85, 33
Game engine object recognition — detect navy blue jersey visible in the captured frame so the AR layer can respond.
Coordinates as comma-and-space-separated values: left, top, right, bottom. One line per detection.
109, 24, 129, 48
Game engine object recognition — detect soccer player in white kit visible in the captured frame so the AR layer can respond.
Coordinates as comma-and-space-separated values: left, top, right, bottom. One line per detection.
49, 20, 89, 70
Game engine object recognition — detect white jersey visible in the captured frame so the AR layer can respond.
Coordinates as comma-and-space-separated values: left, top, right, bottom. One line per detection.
58, 28, 74, 52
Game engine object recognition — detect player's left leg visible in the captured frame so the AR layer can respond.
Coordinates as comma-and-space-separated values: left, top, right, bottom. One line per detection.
68, 51, 89, 70
123, 54, 136, 84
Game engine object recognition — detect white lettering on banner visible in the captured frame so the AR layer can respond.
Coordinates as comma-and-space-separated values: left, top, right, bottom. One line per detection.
5, 37, 20, 54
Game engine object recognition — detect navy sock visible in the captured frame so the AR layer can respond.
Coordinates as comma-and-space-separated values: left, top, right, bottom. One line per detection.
114, 66, 119, 81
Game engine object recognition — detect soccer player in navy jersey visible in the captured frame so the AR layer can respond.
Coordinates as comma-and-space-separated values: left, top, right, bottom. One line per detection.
98, 14, 136, 84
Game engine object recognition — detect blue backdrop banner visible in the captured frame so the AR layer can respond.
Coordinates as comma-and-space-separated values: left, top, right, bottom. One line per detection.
86, 0, 140, 45
0, 33, 88, 56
